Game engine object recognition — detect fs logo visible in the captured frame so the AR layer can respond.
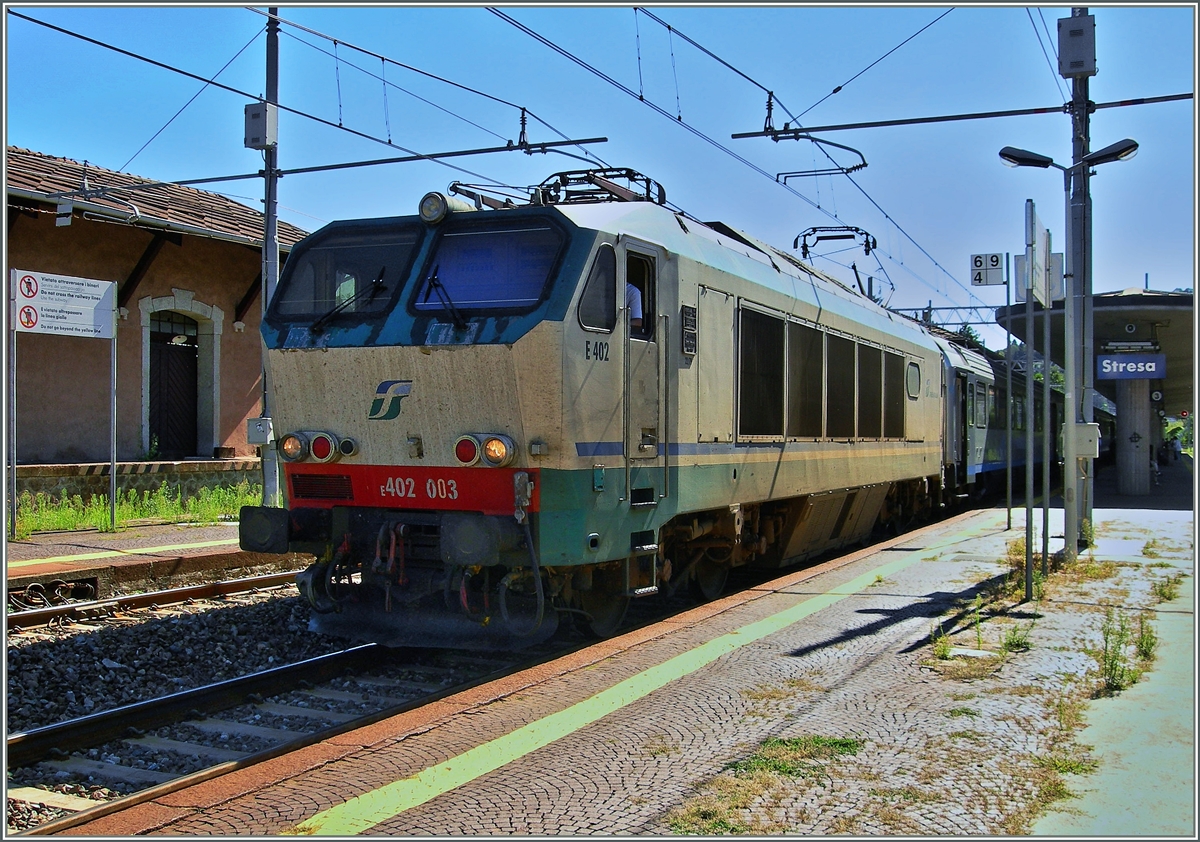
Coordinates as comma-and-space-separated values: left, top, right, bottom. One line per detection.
368, 380, 412, 421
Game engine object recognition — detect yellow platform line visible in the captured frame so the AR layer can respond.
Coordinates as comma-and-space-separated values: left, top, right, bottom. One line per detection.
7, 538, 239, 569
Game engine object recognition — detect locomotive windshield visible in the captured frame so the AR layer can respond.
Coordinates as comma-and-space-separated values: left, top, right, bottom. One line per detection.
271, 226, 422, 322
413, 218, 564, 315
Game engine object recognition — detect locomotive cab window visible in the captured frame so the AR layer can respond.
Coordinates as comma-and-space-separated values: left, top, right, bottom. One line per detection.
414, 218, 565, 316
271, 226, 422, 322
578, 243, 617, 332
626, 252, 655, 340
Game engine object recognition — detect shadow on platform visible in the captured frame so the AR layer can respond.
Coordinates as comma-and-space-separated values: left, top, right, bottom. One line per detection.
1091, 454, 1194, 511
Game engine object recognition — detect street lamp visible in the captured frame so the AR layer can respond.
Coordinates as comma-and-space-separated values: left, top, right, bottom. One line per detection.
997, 137, 1138, 562
999, 138, 1138, 170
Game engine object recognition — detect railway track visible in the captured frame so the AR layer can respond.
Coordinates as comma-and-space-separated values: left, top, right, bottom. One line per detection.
7, 641, 557, 835
6, 572, 299, 632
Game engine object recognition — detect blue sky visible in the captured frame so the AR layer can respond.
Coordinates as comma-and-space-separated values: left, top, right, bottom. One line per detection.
5, 4, 1195, 350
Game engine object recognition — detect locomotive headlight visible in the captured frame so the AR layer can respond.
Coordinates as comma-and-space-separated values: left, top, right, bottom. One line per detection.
419, 192, 449, 224
279, 432, 309, 462
481, 435, 515, 467
419, 192, 476, 225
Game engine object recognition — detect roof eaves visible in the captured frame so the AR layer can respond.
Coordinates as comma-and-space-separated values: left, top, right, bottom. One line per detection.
7, 186, 297, 252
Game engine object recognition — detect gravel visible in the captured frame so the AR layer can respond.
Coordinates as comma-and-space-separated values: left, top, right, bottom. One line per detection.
6, 590, 345, 735
5, 784, 121, 833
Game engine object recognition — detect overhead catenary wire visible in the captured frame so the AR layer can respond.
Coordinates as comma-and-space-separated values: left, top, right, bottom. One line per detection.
489, 8, 834, 218
7, 10, 520, 188
249, 7, 608, 168
279, 29, 508, 145
381, 57, 392, 144
617, 7, 985, 309
794, 8, 954, 120
1027, 7, 1068, 101
119, 25, 266, 173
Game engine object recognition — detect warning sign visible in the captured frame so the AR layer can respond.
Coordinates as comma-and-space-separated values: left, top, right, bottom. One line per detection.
10, 269, 115, 339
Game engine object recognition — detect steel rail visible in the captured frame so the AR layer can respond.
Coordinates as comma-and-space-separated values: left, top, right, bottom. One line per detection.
19, 645, 554, 836
7, 571, 298, 631
6, 644, 382, 769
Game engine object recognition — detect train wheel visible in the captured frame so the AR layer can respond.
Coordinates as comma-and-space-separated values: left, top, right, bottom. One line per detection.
578, 567, 629, 638
690, 557, 729, 602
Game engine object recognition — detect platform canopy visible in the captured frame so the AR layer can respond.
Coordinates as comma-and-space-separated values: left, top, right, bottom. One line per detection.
996, 288, 1193, 418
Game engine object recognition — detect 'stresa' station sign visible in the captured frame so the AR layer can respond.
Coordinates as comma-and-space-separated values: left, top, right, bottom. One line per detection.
1096, 354, 1166, 379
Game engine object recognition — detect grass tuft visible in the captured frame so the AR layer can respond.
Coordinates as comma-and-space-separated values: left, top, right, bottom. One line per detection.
1151, 574, 1184, 603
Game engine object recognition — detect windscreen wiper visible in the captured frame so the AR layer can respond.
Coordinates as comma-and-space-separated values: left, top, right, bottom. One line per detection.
310, 267, 386, 334
422, 264, 468, 331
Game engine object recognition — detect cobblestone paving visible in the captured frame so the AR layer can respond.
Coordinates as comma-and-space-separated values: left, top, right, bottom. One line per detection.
134, 508, 1191, 836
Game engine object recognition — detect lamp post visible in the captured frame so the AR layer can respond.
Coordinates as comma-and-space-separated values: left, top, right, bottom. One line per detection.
998, 138, 1138, 561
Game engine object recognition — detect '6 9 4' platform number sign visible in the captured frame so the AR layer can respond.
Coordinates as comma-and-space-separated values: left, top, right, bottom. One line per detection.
970, 253, 1004, 286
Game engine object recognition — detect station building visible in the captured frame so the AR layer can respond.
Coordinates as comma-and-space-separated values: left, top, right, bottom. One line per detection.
6, 146, 309, 465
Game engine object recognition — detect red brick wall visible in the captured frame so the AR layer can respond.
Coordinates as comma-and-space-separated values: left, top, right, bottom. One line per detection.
8, 207, 269, 462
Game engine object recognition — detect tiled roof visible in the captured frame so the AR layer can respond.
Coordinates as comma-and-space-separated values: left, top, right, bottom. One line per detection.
6, 146, 309, 249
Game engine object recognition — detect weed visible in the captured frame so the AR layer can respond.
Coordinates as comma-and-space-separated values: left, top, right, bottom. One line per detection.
139, 435, 161, 461
931, 622, 952, 660
1151, 574, 1183, 603
947, 707, 979, 718
1002, 684, 1042, 697
997, 755, 1082, 835
1002, 618, 1035, 653
643, 734, 677, 758
869, 785, 938, 803
1095, 607, 1139, 695
1134, 613, 1159, 662
1036, 752, 1098, 776
1080, 518, 1094, 548
784, 676, 826, 693
1003, 623, 1032, 657
666, 769, 790, 834
1004, 537, 1046, 597
667, 796, 750, 835
725, 735, 863, 779
1075, 555, 1117, 581
1141, 539, 1162, 558
872, 573, 886, 586
972, 594, 984, 649
827, 815, 861, 834
927, 655, 1004, 681
741, 685, 790, 702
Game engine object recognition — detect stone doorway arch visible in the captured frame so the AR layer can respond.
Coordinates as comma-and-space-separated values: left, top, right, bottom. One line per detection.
139, 290, 224, 458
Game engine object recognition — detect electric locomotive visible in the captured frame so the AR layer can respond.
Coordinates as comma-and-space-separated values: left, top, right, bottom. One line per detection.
240, 168, 986, 649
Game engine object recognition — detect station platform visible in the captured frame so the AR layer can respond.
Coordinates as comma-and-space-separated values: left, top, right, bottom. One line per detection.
5, 522, 307, 599
44, 489, 1194, 836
